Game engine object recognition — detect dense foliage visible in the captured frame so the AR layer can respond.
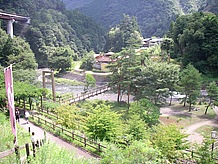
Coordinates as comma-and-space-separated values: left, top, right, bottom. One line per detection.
77, 0, 182, 37
168, 12, 218, 75
0, 28, 38, 84
104, 14, 143, 52
109, 47, 180, 105
0, 0, 106, 68
178, 64, 202, 111
62, 0, 216, 37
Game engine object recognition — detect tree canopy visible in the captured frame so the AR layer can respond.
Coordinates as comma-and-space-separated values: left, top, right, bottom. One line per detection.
104, 14, 143, 53
169, 12, 218, 75
0, 28, 38, 84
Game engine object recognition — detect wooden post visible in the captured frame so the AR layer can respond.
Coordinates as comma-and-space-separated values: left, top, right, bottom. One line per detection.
84, 137, 86, 147
32, 142, 36, 157
72, 132, 74, 140
40, 140, 43, 147
51, 70, 56, 102
36, 140, 39, 148
25, 143, 30, 160
42, 71, 46, 90
28, 127, 31, 135
15, 145, 20, 163
40, 95, 43, 109
211, 142, 214, 158
98, 143, 101, 152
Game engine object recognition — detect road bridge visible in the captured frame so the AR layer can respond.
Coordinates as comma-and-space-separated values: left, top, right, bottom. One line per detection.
0, 11, 30, 38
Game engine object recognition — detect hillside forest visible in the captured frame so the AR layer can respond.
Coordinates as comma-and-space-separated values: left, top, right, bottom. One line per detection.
63, 0, 217, 37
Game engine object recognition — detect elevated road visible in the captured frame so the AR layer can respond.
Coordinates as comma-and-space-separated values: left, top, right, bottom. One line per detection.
0, 11, 30, 38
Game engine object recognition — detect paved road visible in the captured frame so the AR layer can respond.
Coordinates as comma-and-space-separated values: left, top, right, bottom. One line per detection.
18, 118, 97, 159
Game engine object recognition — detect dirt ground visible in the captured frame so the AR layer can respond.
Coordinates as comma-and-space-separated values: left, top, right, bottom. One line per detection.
160, 105, 218, 144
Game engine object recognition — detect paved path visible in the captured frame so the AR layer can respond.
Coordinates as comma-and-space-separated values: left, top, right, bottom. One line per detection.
18, 118, 97, 159
160, 106, 218, 144
185, 107, 218, 144
185, 119, 218, 144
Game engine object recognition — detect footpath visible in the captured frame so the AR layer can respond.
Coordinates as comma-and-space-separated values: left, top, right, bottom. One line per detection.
19, 118, 96, 159
160, 106, 218, 144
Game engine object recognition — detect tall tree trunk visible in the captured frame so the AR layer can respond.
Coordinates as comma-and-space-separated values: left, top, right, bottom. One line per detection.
169, 94, 172, 106
189, 102, 192, 112
117, 84, 120, 103
205, 100, 211, 115
29, 97, 32, 110
183, 95, 187, 107
127, 83, 130, 111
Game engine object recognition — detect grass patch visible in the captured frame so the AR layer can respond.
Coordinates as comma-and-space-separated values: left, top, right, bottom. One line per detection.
28, 142, 99, 164
161, 102, 217, 127
195, 125, 214, 137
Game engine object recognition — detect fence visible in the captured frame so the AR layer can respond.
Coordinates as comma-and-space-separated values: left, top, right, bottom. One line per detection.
31, 114, 106, 153
0, 139, 45, 162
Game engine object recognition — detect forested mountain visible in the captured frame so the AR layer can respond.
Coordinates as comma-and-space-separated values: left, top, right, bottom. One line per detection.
201, 0, 218, 14
62, 0, 215, 37
62, 0, 94, 9
0, 0, 106, 68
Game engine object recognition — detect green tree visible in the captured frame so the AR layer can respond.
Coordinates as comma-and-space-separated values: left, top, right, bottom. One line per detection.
129, 99, 160, 126
84, 103, 122, 141
108, 49, 140, 106
104, 14, 143, 52
0, 28, 38, 84
178, 64, 202, 111
135, 60, 180, 104
196, 138, 215, 164
205, 81, 218, 114
80, 51, 95, 70
84, 73, 96, 91
169, 12, 218, 75
13, 81, 48, 110
48, 46, 76, 72
151, 124, 188, 162
125, 114, 148, 141
101, 140, 164, 164
56, 105, 85, 130
161, 38, 174, 63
